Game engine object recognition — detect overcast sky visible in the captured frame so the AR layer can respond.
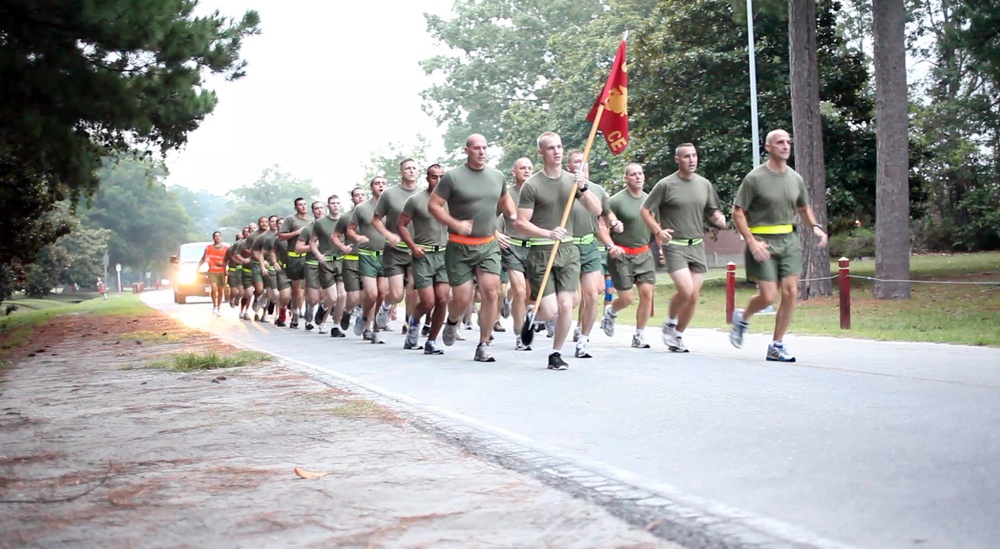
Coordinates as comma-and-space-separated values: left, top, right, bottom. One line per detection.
164, 0, 455, 198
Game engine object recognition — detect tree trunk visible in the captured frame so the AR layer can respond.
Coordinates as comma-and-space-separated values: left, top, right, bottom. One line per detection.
788, 0, 831, 298
873, 0, 911, 299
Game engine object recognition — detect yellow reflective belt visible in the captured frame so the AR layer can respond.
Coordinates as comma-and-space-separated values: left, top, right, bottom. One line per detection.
749, 224, 794, 235
572, 233, 596, 245
395, 241, 410, 249
342, 254, 359, 261
287, 251, 305, 257
668, 238, 704, 246
527, 237, 574, 246
414, 243, 447, 252
357, 249, 382, 257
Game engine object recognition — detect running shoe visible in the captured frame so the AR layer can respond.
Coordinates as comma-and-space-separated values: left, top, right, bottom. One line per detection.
661, 321, 678, 346
376, 304, 390, 330
572, 326, 581, 342
421, 324, 430, 337
574, 336, 592, 358
404, 316, 420, 349
493, 320, 506, 332
317, 323, 328, 335
600, 305, 616, 337
442, 320, 459, 347
423, 340, 444, 355
314, 305, 326, 325
354, 315, 366, 337
340, 310, 351, 331
474, 342, 495, 362
363, 329, 373, 341
766, 341, 796, 362
370, 331, 384, 344
545, 319, 555, 338
329, 326, 345, 338
729, 308, 748, 349
515, 335, 531, 351
632, 332, 650, 349
667, 335, 689, 353
547, 352, 569, 370
501, 297, 511, 319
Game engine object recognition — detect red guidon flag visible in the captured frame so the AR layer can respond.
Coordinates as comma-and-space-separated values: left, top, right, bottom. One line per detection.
586, 40, 629, 155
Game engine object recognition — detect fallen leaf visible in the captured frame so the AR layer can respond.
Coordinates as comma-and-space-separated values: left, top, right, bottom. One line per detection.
294, 467, 330, 479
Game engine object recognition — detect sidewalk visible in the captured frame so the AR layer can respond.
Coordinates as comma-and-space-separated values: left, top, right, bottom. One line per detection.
0, 312, 674, 548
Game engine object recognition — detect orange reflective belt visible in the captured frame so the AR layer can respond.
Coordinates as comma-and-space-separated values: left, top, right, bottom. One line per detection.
618, 244, 650, 255
448, 234, 495, 246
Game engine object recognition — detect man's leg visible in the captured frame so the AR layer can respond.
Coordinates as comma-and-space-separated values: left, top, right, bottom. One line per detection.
636, 281, 654, 330
773, 275, 798, 342
475, 270, 500, 345
360, 275, 379, 334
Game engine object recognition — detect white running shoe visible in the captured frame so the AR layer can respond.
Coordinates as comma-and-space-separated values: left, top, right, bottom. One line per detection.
600, 305, 616, 337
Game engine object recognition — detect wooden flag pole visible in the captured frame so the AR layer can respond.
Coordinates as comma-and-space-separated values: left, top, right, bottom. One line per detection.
520, 103, 607, 345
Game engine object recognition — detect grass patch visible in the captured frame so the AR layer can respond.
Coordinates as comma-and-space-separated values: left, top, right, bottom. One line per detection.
618, 252, 1000, 346
145, 350, 272, 372
330, 400, 401, 422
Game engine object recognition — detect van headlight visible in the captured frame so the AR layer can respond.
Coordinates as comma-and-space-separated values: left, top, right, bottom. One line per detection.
178, 269, 198, 284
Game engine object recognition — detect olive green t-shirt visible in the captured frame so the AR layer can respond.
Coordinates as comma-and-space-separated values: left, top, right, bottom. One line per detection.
243, 229, 265, 257
297, 222, 315, 258
228, 240, 244, 267
401, 190, 447, 247
373, 183, 420, 238
334, 214, 357, 256
433, 164, 508, 238
349, 199, 385, 251
253, 232, 279, 263
497, 184, 529, 238
643, 172, 722, 240
311, 215, 341, 257
734, 164, 809, 227
609, 189, 652, 248
569, 182, 610, 236
518, 170, 577, 236
280, 214, 312, 255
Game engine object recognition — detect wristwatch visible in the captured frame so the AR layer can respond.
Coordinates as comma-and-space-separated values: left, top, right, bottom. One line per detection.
576, 183, 589, 196
812, 223, 823, 230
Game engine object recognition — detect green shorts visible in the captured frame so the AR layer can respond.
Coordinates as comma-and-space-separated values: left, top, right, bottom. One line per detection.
500, 266, 508, 284
527, 244, 581, 300
608, 249, 657, 291
663, 241, 708, 274
599, 246, 609, 276
358, 251, 384, 278
445, 239, 501, 287
745, 233, 803, 282
227, 268, 241, 288
577, 239, 603, 274
342, 258, 362, 292
501, 240, 529, 273
381, 246, 411, 278
304, 261, 321, 290
264, 267, 278, 292
241, 266, 254, 289
276, 265, 292, 291
285, 255, 305, 280
251, 262, 264, 285
319, 257, 342, 289
412, 250, 448, 290
207, 272, 226, 287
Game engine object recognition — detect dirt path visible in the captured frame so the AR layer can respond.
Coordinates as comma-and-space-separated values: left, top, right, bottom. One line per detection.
0, 311, 674, 548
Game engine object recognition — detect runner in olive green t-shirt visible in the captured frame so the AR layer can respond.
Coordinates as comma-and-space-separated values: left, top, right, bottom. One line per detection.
640, 143, 728, 353
398, 164, 449, 354
372, 159, 422, 336
600, 163, 657, 350
333, 187, 367, 334
348, 177, 389, 344
278, 198, 312, 328
294, 201, 324, 330
429, 134, 517, 363
730, 129, 828, 363
565, 149, 619, 359
309, 195, 348, 338
246, 216, 272, 321
515, 132, 602, 371
496, 157, 534, 351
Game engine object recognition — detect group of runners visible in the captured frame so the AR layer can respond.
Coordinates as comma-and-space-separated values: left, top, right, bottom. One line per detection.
198, 128, 827, 368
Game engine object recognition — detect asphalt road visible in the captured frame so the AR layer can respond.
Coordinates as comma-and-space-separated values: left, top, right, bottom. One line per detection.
145, 290, 1000, 549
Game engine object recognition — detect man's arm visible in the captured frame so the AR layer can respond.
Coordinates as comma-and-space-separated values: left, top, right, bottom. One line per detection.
397, 212, 422, 258
798, 205, 828, 247
428, 193, 471, 235
498, 192, 517, 223
346, 223, 369, 246
732, 206, 769, 262
709, 210, 727, 230
308, 234, 325, 263
577, 189, 602, 216
372, 214, 400, 246
197, 249, 208, 271
640, 207, 670, 241
514, 207, 566, 240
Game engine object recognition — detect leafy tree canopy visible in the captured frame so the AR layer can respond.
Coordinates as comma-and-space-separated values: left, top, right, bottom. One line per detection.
219, 167, 320, 230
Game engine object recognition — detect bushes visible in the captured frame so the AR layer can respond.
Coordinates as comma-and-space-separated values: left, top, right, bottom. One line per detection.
828, 228, 875, 259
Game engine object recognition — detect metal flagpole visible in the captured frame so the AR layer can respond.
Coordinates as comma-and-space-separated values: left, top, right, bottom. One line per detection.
747, 0, 761, 166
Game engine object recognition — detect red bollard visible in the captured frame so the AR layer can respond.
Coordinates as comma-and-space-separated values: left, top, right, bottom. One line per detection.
726, 262, 736, 324
839, 257, 851, 329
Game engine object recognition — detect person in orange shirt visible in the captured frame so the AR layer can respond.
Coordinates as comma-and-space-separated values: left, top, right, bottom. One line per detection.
198, 231, 230, 316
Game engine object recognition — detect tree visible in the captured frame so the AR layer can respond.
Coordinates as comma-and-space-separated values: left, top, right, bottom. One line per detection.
360, 135, 433, 185
21, 220, 112, 296
79, 157, 196, 279
872, 0, 911, 299
0, 0, 259, 303
170, 185, 234, 239
219, 167, 320, 229
788, 0, 831, 297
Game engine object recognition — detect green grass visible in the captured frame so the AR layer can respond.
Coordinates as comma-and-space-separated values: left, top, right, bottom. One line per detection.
1, 295, 153, 367
616, 252, 1000, 346
330, 400, 402, 422
143, 350, 272, 372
